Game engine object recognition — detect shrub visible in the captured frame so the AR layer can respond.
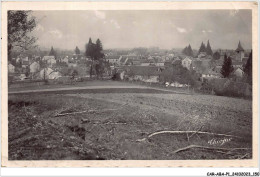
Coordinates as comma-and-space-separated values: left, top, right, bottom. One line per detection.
111, 73, 121, 81
208, 78, 252, 97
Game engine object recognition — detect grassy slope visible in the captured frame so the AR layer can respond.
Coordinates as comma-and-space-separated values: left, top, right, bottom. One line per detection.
8, 80, 141, 92
8, 91, 252, 160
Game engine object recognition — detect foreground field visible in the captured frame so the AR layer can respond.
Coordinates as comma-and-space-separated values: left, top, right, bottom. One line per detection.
8, 89, 252, 160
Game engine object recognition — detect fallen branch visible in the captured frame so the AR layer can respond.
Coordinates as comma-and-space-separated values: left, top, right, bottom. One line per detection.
173, 144, 251, 154
188, 126, 204, 139
81, 119, 127, 125
136, 138, 147, 142
103, 122, 127, 125
239, 153, 249, 159
148, 130, 241, 139
55, 108, 119, 117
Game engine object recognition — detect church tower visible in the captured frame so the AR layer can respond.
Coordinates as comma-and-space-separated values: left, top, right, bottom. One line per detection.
235, 41, 245, 61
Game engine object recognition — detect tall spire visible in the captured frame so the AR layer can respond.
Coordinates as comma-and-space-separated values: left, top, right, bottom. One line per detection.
236, 40, 244, 52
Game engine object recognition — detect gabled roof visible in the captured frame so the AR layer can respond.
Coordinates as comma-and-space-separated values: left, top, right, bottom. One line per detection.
182, 57, 192, 61
30, 61, 39, 66
42, 56, 55, 61
127, 56, 139, 60
106, 55, 121, 60
123, 66, 162, 76
119, 56, 128, 63
235, 41, 244, 52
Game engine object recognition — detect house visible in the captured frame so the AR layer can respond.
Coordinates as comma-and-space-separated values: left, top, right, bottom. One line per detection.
201, 68, 221, 81
132, 59, 141, 65
198, 52, 207, 59
22, 60, 30, 68
124, 66, 162, 83
232, 67, 244, 78
118, 56, 128, 65
38, 68, 54, 80
140, 62, 152, 66
49, 71, 62, 80
182, 57, 192, 70
106, 56, 122, 65
61, 56, 69, 64
140, 59, 156, 66
72, 54, 85, 60
125, 56, 140, 66
124, 58, 133, 66
47, 58, 56, 67
8, 63, 15, 73
43, 56, 55, 61
173, 56, 181, 60
30, 61, 40, 73
235, 41, 245, 61
42, 56, 56, 67
19, 74, 27, 80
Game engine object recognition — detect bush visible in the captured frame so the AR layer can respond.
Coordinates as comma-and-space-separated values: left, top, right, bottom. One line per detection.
111, 73, 121, 81
55, 76, 71, 84
208, 78, 252, 98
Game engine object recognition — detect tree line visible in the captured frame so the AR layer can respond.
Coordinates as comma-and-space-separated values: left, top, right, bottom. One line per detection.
182, 40, 216, 58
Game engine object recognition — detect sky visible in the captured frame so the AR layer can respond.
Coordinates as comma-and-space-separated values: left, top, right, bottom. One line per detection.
31, 10, 252, 51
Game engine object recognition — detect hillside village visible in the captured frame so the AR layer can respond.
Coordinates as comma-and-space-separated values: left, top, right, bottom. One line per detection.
8, 40, 251, 91
7, 9, 253, 162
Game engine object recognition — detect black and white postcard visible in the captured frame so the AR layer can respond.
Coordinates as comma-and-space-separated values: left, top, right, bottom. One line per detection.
1, 1, 258, 167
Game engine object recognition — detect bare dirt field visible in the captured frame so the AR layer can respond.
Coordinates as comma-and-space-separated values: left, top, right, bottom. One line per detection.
8, 82, 252, 160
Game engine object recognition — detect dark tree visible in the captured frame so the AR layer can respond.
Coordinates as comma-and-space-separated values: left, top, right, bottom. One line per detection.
8, 11, 37, 60
221, 54, 234, 78
182, 44, 193, 57
85, 38, 95, 58
85, 38, 95, 78
213, 51, 221, 60
206, 40, 213, 56
187, 44, 193, 57
182, 46, 188, 55
198, 42, 206, 54
95, 39, 105, 59
243, 50, 252, 84
75, 46, 80, 55
95, 39, 105, 78
49, 46, 57, 58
